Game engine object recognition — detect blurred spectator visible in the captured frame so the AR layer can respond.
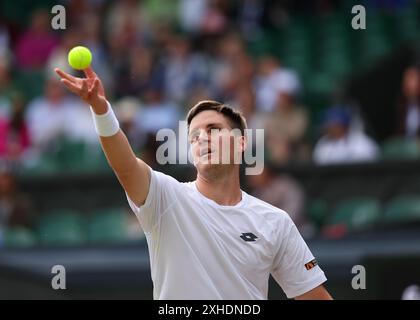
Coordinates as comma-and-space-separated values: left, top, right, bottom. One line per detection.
313, 107, 379, 165
234, 53, 256, 88
229, 84, 256, 123
80, 13, 114, 95
238, 0, 264, 39
150, 21, 176, 51
140, 133, 161, 169
15, 9, 59, 70
368, 0, 412, 12
0, 92, 31, 163
0, 169, 33, 233
46, 29, 83, 78
218, 53, 255, 104
104, 0, 148, 98
396, 66, 420, 138
0, 55, 13, 119
143, 0, 179, 26
247, 165, 312, 237
163, 35, 210, 105
47, 14, 113, 94
64, 0, 99, 26
26, 78, 71, 150
201, 0, 230, 35
0, 24, 11, 62
184, 86, 213, 111
106, 32, 130, 98
229, 84, 267, 159
179, 0, 209, 33
263, 87, 310, 165
48, 12, 114, 91
114, 45, 164, 99
255, 56, 300, 112
114, 97, 144, 152
25, 78, 97, 152
135, 89, 181, 135
105, 0, 147, 47
212, 33, 249, 100
1, 0, 409, 174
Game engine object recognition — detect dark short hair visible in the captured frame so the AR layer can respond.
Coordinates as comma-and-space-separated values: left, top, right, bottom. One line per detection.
186, 100, 248, 135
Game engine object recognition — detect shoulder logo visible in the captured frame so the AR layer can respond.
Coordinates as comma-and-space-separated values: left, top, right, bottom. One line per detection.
240, 232, 258, 242
305, 259, 318, 270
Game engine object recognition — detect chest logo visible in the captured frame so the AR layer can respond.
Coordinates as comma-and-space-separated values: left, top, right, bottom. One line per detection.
240, 232, 258, 242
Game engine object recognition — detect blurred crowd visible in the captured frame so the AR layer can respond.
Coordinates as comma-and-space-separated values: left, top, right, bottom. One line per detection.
0, 0, 419, 240
1, 0, 399, 167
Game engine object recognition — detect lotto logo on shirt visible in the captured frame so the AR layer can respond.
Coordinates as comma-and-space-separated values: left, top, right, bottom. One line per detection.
305, 259, 318, 270
240, 232, 258, 242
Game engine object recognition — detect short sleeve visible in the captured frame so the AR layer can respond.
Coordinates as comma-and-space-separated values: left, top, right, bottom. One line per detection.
271, 218, 327, 299
126, 169, 180, 233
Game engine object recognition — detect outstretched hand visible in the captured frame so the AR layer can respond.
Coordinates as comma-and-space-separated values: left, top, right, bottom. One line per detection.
55, 67, 108, 114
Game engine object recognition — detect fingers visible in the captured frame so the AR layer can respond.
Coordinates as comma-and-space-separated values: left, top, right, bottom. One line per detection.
80, 80, 88, 99
83, 66, 97, 79
55, 68, 77, 82
60, 79, 80, 95
89, 78, 100, 97
56, 66, 101, 103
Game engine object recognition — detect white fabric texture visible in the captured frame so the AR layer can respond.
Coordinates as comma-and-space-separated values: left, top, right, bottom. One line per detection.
127, 169, 327, 300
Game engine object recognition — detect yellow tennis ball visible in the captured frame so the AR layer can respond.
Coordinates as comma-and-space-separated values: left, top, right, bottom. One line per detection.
68, 46, 92, 70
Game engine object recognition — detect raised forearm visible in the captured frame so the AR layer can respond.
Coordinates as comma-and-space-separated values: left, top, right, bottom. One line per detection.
56, 67, 150, 206
99, 129, 139, 175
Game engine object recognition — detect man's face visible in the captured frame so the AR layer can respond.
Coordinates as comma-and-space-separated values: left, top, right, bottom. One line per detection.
188, 110, 245, 174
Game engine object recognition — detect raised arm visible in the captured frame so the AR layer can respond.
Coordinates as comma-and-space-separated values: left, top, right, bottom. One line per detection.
55, 67, 150, 206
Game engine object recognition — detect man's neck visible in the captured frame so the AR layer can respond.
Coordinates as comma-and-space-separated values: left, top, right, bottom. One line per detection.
195, 169, 242, 206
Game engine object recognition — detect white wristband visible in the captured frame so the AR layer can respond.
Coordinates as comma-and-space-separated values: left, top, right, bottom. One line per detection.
90, 101, 120, 137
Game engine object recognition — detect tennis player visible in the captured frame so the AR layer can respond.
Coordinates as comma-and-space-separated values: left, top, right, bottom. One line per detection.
55, 66, 332, 300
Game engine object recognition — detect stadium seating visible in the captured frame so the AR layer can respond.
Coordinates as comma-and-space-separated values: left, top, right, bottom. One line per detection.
0, 0, 56, 24
325, 197, 381, 231
36, 209, 86, 246
87, 208, 131, 244
306, 198, 329, 230
381, 138, 420, 160
384, 195, 420, 223
30, 207, 137, 246
26, 138, 111, 175
393, 5, 419, 42
14, 70, 45, 101
3, 227, 37, 247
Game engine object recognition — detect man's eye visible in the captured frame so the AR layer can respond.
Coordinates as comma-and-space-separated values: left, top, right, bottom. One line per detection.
189, 135, 199, 143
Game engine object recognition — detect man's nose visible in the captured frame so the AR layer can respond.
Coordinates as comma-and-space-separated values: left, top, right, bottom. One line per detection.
198, 130, 210, 144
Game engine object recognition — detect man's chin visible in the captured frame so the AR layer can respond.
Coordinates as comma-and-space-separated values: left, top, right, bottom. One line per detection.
195, 160, 223, 172
196, 161, 216, 168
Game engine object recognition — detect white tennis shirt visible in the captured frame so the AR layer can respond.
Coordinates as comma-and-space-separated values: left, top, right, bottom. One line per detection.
127, 169, 327, 300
